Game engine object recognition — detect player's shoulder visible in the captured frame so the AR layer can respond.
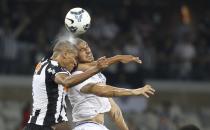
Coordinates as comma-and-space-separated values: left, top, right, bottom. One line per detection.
47, 60, 70, 74
47, 60, 62, 70
49, 60, 59, 66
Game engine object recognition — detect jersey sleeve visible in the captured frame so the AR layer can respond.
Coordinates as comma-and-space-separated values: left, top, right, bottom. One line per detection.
72, 71, 97, 91
47, 63, 69, 80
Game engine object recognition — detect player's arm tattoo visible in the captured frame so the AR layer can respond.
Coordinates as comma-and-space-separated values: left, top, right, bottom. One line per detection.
112, 110, 122, 120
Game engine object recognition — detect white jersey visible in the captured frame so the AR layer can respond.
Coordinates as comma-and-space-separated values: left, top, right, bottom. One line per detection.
73, 122, 109, 130
28, 59, 69, 126
68, 71, 111, 122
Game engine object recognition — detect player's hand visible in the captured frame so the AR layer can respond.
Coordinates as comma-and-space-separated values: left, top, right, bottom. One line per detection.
96, 56, 109, 70
118, 55, 142, 64
132, 85, 155, 98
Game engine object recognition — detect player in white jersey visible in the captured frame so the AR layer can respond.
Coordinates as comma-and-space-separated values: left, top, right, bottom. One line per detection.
68, 39, 155, 130
24, 40, 113, 130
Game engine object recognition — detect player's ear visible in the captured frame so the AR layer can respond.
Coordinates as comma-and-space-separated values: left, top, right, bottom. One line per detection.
59, 52, 65, 59
62, 51, 69, 59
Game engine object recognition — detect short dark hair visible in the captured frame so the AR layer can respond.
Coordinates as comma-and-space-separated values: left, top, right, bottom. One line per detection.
53, 40, 77, 53
179, 124, 200, 130
51, 40, 78, 59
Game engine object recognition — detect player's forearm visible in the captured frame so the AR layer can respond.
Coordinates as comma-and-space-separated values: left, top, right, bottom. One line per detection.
109, 99, 129, 130
86, 84, 135, 97
106, 55, 122, 65
63, 66, 99, 87
112, 114, 129, 130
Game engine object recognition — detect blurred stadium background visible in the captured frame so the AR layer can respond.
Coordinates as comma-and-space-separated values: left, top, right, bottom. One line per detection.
0, 0, 210, 130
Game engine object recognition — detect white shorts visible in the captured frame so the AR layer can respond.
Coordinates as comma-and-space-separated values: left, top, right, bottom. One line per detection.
73, 122, 109, 130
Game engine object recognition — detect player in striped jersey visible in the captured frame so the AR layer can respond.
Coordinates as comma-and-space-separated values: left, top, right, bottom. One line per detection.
68, 39, 155, 130
24, 40, 111, 130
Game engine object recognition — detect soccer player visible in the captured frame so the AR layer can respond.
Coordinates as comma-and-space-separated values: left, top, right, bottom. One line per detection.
23, 40, 112, 130
68, 39, 155, 130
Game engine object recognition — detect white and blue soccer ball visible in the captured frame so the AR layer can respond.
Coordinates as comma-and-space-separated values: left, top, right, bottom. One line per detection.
65, 7, 91, 35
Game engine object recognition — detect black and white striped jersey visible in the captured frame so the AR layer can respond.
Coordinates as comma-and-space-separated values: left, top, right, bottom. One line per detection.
28, 58, 69, 126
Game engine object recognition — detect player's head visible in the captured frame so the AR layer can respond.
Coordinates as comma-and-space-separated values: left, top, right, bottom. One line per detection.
52, 40, 78, 71
179, 125, 200, 130
74, 38, 94, 63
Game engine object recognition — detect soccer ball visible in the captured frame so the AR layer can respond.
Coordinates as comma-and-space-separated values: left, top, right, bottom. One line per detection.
65, 7, 91, 35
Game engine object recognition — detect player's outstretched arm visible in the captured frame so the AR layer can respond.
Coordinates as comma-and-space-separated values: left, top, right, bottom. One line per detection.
54, 67, 98, 87
80, 84, 155, 98
78, 55, 141, 71
108, 98, 129, 130
106, 55, 142, 65
55, 57, 109, 87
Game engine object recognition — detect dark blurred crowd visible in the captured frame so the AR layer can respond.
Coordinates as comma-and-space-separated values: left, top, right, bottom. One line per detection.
1, 99, 208, 130
0, 0, 210, 83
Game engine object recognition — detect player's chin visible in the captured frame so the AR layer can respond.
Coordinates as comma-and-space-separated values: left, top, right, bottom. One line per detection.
85, 57, 94, 62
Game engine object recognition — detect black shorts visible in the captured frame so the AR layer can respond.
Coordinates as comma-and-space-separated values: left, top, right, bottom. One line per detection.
23, 123, 53, 130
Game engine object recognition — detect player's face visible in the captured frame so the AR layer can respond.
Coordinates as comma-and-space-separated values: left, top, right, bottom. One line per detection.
61, 50, 78, 71
77, 42, 94, 63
